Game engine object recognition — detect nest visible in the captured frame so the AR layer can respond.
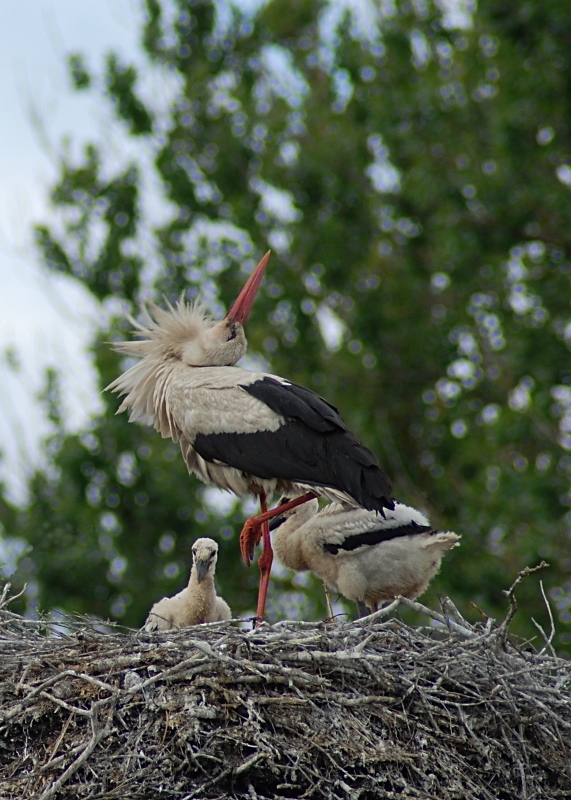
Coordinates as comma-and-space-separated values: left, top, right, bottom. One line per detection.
1, 572, 571, 800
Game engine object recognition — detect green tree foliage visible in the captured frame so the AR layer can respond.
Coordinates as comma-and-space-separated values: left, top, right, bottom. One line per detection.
2, 0, 571, 644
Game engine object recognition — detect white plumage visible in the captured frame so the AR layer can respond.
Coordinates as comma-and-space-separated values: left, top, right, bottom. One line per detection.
106, 252, 394, 622
271, 499, 460, 611
106, 299, 391, 510
144, 538, 231, 630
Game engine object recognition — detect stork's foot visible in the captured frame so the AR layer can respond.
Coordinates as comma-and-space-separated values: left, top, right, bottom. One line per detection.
239, 518, 263, 566
240, 492, 317, 567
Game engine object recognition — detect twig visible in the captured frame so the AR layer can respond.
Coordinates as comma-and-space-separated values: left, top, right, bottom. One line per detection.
531, 618, 556, 660
0, 582, 26, 610
37, 698, 116, 800
496, 562, 549, 639
357, 597, 401, 623
533, 580, 556, 657
394, 596, 477, 639
440, 596, 473, 629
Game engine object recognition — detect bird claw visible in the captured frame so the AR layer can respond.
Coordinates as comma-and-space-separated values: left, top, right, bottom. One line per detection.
239, 519, 262, 566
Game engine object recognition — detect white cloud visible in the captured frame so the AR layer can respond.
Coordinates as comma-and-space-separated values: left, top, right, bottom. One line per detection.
0, 0, 140, 500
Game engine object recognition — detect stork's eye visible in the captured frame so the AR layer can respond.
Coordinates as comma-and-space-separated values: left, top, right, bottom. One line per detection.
226, 323, 238, 341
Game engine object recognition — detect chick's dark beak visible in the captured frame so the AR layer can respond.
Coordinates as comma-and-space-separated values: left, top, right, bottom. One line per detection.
195, 559, 211, 583
269, 497, 292, 532
269, 515, 286, 532
225, 251, 271, 325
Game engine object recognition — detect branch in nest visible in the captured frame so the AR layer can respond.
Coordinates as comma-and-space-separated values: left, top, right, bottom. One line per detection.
495, 561, 550, 642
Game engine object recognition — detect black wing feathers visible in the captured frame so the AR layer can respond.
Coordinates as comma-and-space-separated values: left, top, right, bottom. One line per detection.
193, 377, 393, 513
323, 522, 434, 555
243, 377, 344, 433
195, 425, 318, 481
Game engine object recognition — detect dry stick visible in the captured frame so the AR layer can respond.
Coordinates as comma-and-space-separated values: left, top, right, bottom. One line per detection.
440, 596, 473, 629
272, 617, 336, 630
1, 576, 569, 800
394, 596, 477, 639
355, 595, 476, 639
517, 692, 571, 732
2, 669, 119, 726
44, 716, 72, 768
357, 597, 401, 623
496, 562, 550, 639
351, 632, 378, 654
180, 754, 264, 800
470, 597, 495, 624
531, 580, 556, 658
531, 617, 557, 660
36, 742, 91, 774
37, 698, 116, 800
122, 655, 212, 693
0, 582, 26, 610
0, 582, 12, 608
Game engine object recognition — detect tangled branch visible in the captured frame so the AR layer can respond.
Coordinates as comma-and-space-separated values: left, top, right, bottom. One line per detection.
0, 573, 570, 799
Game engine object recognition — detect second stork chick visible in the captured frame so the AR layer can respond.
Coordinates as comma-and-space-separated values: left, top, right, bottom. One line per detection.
144, 538, 231, 630
271, 499, 460, 612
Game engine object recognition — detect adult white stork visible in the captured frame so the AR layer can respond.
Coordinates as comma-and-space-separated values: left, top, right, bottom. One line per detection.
144, 538, 231, 630
270, 497, 460, 613
106, 251, 394, 621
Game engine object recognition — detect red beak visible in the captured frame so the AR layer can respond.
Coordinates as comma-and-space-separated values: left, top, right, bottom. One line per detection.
225, 251, 271, 325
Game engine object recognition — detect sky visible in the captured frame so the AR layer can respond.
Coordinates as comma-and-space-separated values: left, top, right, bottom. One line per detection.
0, 1, 143, 501
0, 0, 346, 506
0, 0, 469, 505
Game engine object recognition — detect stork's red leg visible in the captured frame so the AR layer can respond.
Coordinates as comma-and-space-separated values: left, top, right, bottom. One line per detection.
239, 510, 262, 565
239, 492, 317, 566
254, 493, 272, 626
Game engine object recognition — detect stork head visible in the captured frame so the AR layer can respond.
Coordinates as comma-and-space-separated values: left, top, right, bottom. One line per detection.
106, 252, 271, 421
180, 250, 271, 366
113, 251, 271, 368
191, 537, 219, 583
179, 311, 249, 367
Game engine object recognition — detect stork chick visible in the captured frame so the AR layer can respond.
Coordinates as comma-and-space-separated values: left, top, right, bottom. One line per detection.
107, 251, 394, 623
144, 538, 231, 630
271, 498, 460, 612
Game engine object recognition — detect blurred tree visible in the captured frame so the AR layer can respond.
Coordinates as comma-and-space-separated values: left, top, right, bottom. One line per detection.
2, 0, 571, 646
